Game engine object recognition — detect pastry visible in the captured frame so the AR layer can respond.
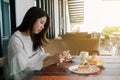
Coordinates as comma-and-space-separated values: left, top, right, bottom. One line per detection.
88, 58, 103, 66
88, 59, 97, 65
77, 63, 90, 72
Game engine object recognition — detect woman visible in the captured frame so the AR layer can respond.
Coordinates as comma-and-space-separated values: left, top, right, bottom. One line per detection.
7, 7, 62, 80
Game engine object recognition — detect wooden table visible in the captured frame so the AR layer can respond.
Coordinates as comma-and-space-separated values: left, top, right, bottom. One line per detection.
28, 56, 120, 80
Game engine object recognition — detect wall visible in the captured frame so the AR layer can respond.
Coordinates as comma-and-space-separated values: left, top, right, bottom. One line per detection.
15, 0, 60, 38
81, 0, 120, 33
15, 0, 35, 26
83, 0, 103, 32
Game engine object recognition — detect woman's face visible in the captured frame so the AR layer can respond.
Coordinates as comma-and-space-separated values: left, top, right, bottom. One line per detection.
33, 16, 47, 34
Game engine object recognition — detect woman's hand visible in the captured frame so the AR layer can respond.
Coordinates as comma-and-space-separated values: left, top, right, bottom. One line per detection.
52, 53, 62, 63
43, 50, 71, 68
43, 53, 61, 68
59, 50, 72, 63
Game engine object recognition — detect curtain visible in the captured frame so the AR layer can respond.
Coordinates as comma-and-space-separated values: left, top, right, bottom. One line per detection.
38, 0, 55, 39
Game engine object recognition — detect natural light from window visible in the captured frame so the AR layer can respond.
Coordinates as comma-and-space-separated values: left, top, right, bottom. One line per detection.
79, 0, 120, 33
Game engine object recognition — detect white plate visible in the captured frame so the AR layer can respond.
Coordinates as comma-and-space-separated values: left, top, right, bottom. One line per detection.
69, 65, 100, 74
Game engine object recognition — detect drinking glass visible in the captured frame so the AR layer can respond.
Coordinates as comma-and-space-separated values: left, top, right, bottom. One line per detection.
79, 51, 89, 64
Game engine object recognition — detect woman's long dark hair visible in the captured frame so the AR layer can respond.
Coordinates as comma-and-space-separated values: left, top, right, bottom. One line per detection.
13, 7, 50, 51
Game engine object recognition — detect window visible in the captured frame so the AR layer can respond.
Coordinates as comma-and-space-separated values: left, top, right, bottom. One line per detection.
58, 0, 84, 33
0, 0, 11, 56
68, 0, 84, 23
36, 0, 55, 39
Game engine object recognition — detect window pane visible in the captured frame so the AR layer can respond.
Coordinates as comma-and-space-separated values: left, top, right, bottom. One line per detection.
2, 1, 11, 36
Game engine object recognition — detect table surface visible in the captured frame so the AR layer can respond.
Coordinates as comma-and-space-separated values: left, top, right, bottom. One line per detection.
28, 56, 120, 80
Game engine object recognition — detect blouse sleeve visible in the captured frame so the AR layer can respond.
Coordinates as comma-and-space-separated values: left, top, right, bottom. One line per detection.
27, 47, 49, 70
8, 36, 29, 76
8, 35, 49, 76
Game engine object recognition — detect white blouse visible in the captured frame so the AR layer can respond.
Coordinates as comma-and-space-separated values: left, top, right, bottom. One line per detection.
7, 30, 49, 80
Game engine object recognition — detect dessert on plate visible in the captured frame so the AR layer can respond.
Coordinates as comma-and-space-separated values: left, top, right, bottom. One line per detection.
88, 56, 103, 66
77, 63, 90, 72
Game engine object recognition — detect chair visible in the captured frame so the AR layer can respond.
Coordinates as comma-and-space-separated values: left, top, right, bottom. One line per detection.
91, 32, 101, 39
43, 39, 66, 55
59, 33, 91, 39
0, 56, 8, 80
0, 57, 8, 68
64, 38, 100, 55
43, 38, 100, 56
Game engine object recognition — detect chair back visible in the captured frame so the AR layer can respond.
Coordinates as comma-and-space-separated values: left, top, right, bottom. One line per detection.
43, 39, 66, 55
64, 38, 100, 55
0, 56, 8, 68
0, 56, 8, 80
59, 32, 91, 39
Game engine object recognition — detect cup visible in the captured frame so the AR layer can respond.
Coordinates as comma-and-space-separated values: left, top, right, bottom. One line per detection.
79, 51, 89, 64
